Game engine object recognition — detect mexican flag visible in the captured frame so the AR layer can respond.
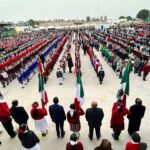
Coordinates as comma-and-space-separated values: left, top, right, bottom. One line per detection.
121, 60, 131, 96
38, 60, 48, 106
75, 70, 85, 106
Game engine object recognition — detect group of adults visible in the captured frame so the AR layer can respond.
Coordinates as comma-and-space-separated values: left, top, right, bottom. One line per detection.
0, 88, 147, 150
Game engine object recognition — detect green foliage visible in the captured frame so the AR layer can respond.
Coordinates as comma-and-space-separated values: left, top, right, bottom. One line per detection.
119, 16, 126, 19
136, 9, 150, 20
126, 16, 132, 21
86, 16, 91, 22
27, 19, 39, 27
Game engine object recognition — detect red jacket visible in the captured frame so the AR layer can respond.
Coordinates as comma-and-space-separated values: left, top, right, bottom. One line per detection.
67, 108, 84, 124
112, 95, 126, 112
0, 101, 11, 122
30, 107, 47, 120
66, 142, 84, 150
143, 65, 150, 75
125, 142, 139, 150
111, 107, 130, 130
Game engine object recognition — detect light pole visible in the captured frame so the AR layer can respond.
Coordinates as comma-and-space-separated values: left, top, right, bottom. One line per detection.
98, 0, 100, 19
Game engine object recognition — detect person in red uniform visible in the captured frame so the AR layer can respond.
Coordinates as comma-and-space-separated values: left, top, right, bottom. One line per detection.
30, 102, 48, 136
66, 133, 84, 150
125, 132, 147, 150
67, 103, 84, 138
111, 97, 130, 140
143, 63, 150, 81
0, 92, 16, 138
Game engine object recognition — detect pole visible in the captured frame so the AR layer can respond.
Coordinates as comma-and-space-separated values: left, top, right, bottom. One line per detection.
98, 0, 100, 19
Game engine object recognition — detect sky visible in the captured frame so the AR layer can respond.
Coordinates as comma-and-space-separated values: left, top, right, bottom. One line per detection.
0, 0, 150, 22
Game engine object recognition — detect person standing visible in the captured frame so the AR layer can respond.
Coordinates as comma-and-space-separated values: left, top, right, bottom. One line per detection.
18, 123, 40, 150
0, 93, 17, 138
49, 97, 66, 138
30, 102, 48, 136
10, 100, 29, 126
67, 53, 73, 73
0, 69, 9, 88
125, 132, 147, 150
66, 133, 84, 150
111, 103, 130, 140
85, 101, 104, 140
127, 98, 146, 135
67, 103, 84, 137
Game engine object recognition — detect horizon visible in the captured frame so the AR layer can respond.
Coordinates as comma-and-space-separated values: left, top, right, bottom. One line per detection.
0, 0, 150, 22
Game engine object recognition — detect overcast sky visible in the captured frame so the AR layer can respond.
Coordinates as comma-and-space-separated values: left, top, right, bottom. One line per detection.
0, 0, 150, 22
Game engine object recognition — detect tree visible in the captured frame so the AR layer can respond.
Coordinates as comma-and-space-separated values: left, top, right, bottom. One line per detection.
126, 16, 132, 21
86, 16, 91, 22
27, 19, 38, 27
119, 16, 125, 19
136, 9, 150, 21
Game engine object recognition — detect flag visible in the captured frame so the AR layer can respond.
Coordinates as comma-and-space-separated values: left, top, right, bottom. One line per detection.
38, 60, 48, 106
75, 70, 85, 106
120, 60, 131, 95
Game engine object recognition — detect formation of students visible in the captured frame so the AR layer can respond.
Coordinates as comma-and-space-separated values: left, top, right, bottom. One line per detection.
0, 26, 149, 150
0, 31, 59, 88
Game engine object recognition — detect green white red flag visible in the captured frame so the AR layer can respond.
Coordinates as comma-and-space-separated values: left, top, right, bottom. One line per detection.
38, 60, 48, 106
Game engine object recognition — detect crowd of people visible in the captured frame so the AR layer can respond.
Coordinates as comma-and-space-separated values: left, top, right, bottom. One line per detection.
0, 26, 149, 150
0, 90, 147, 149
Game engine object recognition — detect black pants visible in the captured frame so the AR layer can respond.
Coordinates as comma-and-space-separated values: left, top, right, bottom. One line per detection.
113, 131, 121, 139
69, 67, 72, 73
2, 118, 16, 137
89, 126, 100, 139
55, 122, 64, 138
143, 73, 147, 81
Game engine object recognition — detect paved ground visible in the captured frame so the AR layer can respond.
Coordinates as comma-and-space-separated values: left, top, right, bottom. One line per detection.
0, 38, 150, 150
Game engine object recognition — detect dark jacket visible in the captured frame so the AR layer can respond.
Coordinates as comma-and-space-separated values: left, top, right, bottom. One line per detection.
98, 70, 105, 80
18, 130, 40, 149
67, 57, 73, 68
56, 70, 63, 78
10, 106, 29, 125
127, 104, 145, 131
49, 104, 66, 123
86, 107, 104, 127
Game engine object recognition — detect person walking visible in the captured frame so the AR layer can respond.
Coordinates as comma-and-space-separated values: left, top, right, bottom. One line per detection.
97, 67, 105, 84
49, 97, 66, 138
85, 101, 104, 140
18, 123, 40, 150
10, 100, 29, 126
66, 133, 84, 150
30, 102, 48, 136
56, 67, 63, 85
67, 53, 73, 73
127, 98, 146, 135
